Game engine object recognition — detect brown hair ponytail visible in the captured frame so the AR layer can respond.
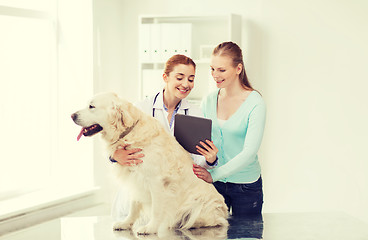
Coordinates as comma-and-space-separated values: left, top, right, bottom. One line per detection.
213, 42, 253, 90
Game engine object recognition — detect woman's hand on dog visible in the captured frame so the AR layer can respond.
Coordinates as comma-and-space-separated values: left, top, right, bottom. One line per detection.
113, 144, 144, 166
196, 140, 218, 164
193, 164, 213, 183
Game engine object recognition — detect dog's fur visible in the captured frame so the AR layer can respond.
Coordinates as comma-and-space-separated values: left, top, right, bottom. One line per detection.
72, 92, 228, 235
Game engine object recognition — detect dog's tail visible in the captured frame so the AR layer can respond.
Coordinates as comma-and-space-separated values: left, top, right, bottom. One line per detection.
178, 197, 229, 230
177, 202, 204, 229
155, 203, 202, 236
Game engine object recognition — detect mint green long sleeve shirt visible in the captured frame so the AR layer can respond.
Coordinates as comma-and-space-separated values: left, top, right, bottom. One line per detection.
201, 90, 266, 183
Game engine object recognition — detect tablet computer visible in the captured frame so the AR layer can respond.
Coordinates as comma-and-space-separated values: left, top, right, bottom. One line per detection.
174, 114, 212, 154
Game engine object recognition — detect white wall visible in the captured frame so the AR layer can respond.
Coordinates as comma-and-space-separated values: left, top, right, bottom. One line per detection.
258, 0, 368, 222
93, 0, 368, 223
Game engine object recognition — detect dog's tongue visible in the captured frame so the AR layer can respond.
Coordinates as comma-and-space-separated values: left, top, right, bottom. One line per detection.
77, 128, 85, 141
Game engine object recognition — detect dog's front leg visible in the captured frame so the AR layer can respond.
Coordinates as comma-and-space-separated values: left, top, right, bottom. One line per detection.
136, 188, 169, 235
113, 201, 142, 231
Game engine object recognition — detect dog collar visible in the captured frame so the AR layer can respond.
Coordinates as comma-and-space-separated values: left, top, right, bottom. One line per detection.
111, 120, 140, 145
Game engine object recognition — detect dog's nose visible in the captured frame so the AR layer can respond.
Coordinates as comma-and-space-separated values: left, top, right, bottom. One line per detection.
71, 113, 78, 121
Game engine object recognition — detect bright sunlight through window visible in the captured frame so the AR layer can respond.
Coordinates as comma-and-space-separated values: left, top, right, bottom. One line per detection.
0, 0, 94, 203
0, 14, 55, 201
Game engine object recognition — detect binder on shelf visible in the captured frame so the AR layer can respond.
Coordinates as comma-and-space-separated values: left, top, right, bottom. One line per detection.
139, 23, 192, 63
179, 23, 192, 57
160, 23, 173, 61
159, 23, 180, 59
150, 24, 162, 63
139, 24, 151, 62
169, 24, 181, 57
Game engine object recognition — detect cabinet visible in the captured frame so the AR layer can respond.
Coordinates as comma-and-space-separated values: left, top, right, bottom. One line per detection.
138, 14, 242, 102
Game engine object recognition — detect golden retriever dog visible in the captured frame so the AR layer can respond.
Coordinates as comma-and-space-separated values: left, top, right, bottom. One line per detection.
71, 92, 228, 235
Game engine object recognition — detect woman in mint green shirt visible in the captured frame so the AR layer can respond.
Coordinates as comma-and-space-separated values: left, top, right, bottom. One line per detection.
193, 42, 266, 216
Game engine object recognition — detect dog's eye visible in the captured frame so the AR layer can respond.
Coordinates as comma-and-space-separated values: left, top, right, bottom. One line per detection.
89, 105, 95, 109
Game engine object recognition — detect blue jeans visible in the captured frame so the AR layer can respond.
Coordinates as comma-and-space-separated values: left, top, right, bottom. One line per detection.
213, 176, 263, 216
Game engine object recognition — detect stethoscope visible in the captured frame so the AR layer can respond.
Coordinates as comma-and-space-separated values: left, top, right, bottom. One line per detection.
152, 92, 188, 117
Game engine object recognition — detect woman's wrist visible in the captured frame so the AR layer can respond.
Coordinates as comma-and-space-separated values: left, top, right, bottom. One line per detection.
206, 156, 218, 166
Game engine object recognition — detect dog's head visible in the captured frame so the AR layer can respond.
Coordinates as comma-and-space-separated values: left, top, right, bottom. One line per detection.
71, 92, 137, 141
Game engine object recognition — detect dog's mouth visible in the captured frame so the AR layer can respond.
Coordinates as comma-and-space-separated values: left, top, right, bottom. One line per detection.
77, 124, 103, 141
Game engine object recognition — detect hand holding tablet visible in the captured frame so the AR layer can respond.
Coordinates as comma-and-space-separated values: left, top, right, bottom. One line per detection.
174, 114, 212, 154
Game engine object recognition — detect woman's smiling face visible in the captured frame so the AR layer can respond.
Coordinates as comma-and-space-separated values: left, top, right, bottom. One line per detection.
164, 64, 195, 100
210, 54, 241, 88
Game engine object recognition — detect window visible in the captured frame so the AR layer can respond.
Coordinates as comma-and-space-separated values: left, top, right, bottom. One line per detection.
0, 0, 94, 204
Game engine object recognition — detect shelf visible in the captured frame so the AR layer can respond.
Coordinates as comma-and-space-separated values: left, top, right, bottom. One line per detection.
138, 14, 241, 100
140, 58, 210, 65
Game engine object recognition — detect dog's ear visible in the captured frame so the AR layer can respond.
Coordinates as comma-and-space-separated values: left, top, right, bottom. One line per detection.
110, 99, 135, 129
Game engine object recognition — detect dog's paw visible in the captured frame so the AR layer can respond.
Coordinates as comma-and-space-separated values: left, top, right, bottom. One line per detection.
113, 221, 133, 231
136, 224, 158, 235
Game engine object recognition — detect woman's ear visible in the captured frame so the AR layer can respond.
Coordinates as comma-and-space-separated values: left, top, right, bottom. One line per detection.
236, 63, 243, 75
163, 73, 169, 83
